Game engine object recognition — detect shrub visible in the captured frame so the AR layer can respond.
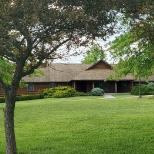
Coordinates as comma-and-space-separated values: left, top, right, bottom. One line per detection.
91, 87, 104, 96
16, 94, 44, 101
0, 97, 5, 103
147, 82, 154, 87
43, 88, 55, 97
43, 86, 77, 98
0, 94, 44, 103
147, 82, 154, 96
131, 84, 153, 95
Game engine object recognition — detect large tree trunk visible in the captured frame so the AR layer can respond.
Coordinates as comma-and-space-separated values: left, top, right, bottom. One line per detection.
4, 97, 17, 154
2, 83, 19, 154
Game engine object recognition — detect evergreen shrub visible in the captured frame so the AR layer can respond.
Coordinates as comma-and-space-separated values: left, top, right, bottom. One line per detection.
147, 82, 154, 87
91, 87, 104, 96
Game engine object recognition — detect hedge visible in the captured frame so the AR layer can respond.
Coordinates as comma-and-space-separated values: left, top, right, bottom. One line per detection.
76, 92, 92, 96
0, 94, 44, 103
0, 97, 5, 103
131, 84, 153, 95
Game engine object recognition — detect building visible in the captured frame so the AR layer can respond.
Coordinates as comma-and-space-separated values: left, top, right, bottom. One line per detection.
0, 60, 154, 96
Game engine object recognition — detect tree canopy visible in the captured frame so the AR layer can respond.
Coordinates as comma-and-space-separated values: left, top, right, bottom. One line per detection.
108, 30, 154, 80
0, 0, 118, 84
0, 1, 120, 153
81, 44, 106, 64
106, 0, 154, 80
1, 0, 154, 153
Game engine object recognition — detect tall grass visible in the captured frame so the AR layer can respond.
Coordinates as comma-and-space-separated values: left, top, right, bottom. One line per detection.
0, 96, 154, 154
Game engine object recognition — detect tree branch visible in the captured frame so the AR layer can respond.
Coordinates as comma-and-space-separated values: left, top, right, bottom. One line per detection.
46, 37, 72, 57
22, 37, 71, 77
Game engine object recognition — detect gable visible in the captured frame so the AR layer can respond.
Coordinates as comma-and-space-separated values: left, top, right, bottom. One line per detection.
86, 60, 112, 70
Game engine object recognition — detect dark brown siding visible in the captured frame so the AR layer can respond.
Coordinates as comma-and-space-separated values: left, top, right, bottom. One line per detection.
17, 83, 50, 95
55, 82, 71, 87
88, 61, 111, 70
0, 88, 3, 96
18, 82, 72, 95
87, 81, 93, 92
117, 81, 132, 93
109, 81, 116, 93
75, 81, 87, 92
0, 82, 72, 96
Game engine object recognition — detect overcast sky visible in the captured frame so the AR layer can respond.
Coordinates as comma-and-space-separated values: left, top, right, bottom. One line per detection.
53, 34, 119, 64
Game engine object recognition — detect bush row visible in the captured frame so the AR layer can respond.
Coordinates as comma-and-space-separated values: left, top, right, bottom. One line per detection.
76, 92, 92, 96
0, 86, 104, 103
131, 83, 154, 95
0, 94, 44, 103
43, 86, 104, 98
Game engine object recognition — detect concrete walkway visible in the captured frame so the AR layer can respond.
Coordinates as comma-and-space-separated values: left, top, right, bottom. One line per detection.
104, 93, 115, 99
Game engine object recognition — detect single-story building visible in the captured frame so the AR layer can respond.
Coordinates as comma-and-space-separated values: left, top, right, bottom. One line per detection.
0, 60, 154, 96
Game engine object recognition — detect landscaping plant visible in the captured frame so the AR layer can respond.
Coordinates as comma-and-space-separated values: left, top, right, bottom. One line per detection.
91, 87, 104, 96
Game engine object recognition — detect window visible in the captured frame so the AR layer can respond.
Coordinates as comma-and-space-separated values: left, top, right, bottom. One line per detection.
121, 82, 127, 90
28, 83, 34, 91
50, 83, 55, 88
94, 81, 109, 91
103, 82, 109, 91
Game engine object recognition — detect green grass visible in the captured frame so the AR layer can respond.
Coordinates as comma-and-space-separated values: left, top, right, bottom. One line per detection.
0, 96, 154, 154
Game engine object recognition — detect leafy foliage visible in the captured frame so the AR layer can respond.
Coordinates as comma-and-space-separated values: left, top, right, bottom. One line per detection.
2, 0, 154, 153
106, 0, 154, 82
91, 87, 104, 96
81, 44, 106, 64
0, 1, 121, 152
43, 86, 77, 98
108, 30, 154, 81
147, 82, 154, 87
131, 84, 153, 95
43, 88, 56, 98
0, 57, 14, 85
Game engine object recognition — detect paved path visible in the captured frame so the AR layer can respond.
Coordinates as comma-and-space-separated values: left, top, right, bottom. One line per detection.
104, 93, 115, 99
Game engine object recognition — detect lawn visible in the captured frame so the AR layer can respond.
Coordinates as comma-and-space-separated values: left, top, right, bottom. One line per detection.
0, 96, 154, 154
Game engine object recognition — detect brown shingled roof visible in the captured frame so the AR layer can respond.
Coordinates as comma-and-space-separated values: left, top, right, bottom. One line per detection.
73, 69, 134, 81
23, 62, 154, 83
23, 63, 91, 82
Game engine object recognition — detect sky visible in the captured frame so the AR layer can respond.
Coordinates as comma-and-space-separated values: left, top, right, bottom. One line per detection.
53, 34, 120, 64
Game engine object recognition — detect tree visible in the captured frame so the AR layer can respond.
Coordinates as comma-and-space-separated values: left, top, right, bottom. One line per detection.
81, 44, 106, 64
0, 1, 118, 153
106, 0, 154, 98
108, 28, 154, 98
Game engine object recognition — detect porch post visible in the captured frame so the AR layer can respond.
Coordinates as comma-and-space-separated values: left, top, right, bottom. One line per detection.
115, 81, 117, 93
74, 81, 76, 90
131, 81, 133, 88
92, 81, 95, 89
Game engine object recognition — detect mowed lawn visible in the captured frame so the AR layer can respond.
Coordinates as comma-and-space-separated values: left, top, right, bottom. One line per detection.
0, 96, 154, 154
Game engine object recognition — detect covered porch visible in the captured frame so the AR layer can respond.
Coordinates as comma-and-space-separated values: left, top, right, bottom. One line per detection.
72, 80, 132, 93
